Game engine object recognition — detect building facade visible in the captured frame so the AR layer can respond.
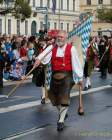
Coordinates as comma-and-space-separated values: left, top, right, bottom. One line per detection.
0, 0, 80, 35
80, 0, 112, 36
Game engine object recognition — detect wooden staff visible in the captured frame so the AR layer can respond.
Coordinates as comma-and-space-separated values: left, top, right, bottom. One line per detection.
78, 84, 84, 115
6, 66, 35, 98
97, 46, 109, 66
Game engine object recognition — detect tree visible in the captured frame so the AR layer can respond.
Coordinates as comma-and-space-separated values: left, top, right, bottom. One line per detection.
97, 8, 112, 23
0, 0, 32, 21
14, 0, 32, 21
0, 0, 3, 3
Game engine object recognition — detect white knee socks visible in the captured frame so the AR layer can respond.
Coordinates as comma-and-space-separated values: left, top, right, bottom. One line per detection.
57, 106, 68, 123
85, 77, 91, 88
42, 87, 45, 99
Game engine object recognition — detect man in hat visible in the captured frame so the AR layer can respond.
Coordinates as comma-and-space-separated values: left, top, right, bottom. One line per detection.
34, 30, 83, 131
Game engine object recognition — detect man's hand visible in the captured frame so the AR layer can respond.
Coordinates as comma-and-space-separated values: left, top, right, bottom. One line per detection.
34, 58, 41, 68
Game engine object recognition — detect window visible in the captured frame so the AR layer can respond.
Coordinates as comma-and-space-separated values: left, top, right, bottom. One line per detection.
98, 0, 103, 4
33, 0, 35, 7
25, 20, 28, 35
67, 23, 69, 32
47, 0, 50, 8
17, 20, 20, 35
61, 0, 63, 10
54, 22, 57, 29
87, 0, 91, 5
73, 23, 76, 29
0, 19, 2, 34
67, 0, 69, 11
61, 23, 63, 30
8, 19, 11, 34
73, 0, 75, 11
40, 0, 43, 7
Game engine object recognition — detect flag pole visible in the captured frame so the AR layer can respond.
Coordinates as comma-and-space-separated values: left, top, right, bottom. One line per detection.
58, 0, 60, 29
97, 45, 109, 66
78, 84, 84, 115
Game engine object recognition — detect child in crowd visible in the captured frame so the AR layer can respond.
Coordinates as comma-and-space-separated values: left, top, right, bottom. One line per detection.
9, 60, 24, 81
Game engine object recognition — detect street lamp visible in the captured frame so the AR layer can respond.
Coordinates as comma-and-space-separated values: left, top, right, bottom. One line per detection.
43, 7, 48, 31
36, 6, 48, 31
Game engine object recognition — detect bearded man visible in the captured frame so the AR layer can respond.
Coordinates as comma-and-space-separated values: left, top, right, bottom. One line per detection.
34, 30, 83, 131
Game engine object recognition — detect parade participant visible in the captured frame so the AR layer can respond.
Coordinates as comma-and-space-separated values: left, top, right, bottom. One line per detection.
33, 36, 54, 104
34, 30, 83, 131
83, 37, 98, 90
98, 36, 110, 79
32, 38, 47, 104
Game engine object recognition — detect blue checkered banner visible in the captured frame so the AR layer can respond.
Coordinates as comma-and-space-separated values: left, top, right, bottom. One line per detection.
45, 62, 52, 89
68, 15, 93, 60
45, 15, 93, 89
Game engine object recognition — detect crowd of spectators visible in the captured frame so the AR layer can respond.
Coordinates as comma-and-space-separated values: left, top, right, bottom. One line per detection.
0, 33, 49, 84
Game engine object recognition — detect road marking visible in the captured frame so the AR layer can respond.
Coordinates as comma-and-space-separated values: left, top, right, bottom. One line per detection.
0, 95, 7, 98
1, 124, 49, 140
5, 128, 44, 140
71, 85, 112, 97
0, 100, 41, 113
0, 96, 34, 104
0, 85, 111, 114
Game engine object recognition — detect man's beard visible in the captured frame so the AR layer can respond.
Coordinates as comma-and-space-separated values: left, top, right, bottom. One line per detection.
56, 39, 66, 47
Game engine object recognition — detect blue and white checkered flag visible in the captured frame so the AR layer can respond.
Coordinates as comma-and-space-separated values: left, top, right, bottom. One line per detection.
45, 15, 93, 89
68, 15, 93, 60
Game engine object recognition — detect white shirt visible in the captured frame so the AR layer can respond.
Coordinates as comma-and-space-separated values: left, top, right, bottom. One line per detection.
37, 44, 83, 80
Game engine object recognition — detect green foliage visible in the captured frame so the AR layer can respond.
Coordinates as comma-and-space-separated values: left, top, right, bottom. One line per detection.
0, 0, 32, 21
0, 0, 3, 3
14, 0, 31, 21
97, 8, 112, 23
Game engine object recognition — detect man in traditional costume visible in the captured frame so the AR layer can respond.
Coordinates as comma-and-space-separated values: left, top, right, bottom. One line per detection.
34, 30, 83, 131
83, 37, 99, 90
98, 36, 110, 79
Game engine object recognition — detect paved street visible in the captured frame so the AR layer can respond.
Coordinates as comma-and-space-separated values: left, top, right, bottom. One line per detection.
0, 71, 112, 140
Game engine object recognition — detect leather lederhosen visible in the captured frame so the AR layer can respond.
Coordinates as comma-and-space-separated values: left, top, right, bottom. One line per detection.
48, 71, 74, 106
